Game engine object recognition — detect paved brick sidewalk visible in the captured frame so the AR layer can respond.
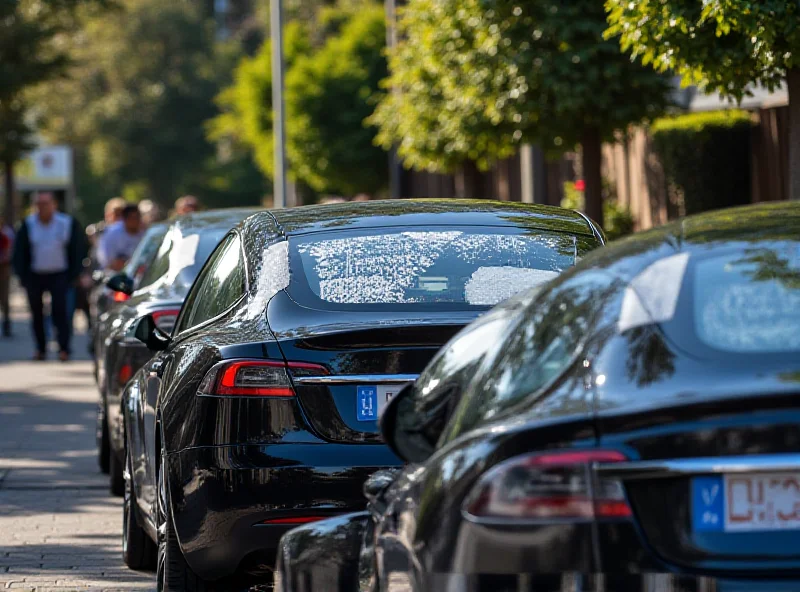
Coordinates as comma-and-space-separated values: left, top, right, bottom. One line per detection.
0, 290, 156, 591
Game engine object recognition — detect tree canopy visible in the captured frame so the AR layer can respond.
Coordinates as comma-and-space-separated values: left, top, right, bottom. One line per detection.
369, 0, 671, 223
33, 0, 223, 207
0, 0, 109, 219
207, 21, 310, 181
605, 0, 800, 201
210, 3, 388, 198
605, 0, 799, 100
285, 6, 387, 195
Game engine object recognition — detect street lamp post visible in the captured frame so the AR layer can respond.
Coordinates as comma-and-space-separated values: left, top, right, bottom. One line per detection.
271, 0, 287, 209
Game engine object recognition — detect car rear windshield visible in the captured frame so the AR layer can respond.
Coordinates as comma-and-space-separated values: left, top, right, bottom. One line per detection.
288, 227, 578, 310
691, 246, 800, 353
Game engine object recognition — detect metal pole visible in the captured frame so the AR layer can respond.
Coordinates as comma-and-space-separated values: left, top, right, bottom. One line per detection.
385, 0, 406, 199
270, 0, 287, 208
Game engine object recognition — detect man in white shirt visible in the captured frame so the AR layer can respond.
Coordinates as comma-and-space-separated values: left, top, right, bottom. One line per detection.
13, 192, 87, 361
97, 204, 143, 271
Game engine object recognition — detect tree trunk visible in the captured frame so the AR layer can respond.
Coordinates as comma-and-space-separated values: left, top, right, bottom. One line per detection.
788, 68, 800, 201
582, 128, 604, 229
3, 159, 14, 224
454, 161, 484, 198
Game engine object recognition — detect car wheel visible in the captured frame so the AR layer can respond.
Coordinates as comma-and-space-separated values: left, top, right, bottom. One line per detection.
110, 447, 125, 496
123, 446, 156, 570
97, 403, 110, 474
156, 447, 211, 592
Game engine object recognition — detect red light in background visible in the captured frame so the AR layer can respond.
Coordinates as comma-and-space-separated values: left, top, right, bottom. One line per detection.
574, 180, 586, 192
113, 291, 130, 302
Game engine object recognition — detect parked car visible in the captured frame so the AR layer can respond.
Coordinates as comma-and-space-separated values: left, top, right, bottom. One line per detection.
90, 222, 169, 364
96, 209, 259, 496
120, 199, 605, 589
275, 201, 800, 592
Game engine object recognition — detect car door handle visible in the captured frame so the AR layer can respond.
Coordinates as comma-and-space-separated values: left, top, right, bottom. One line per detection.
150, 360, 164, 377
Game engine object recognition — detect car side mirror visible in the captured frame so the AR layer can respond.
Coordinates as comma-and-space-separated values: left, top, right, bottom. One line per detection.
133, 314, 171, 352
107, 272, 134, 296
363, 468, 400, 507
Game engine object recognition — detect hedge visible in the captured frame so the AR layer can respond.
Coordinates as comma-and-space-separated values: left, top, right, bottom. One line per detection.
651, 110, 754, 216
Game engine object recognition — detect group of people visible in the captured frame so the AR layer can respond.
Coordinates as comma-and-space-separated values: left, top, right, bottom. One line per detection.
0, 192, 201, 361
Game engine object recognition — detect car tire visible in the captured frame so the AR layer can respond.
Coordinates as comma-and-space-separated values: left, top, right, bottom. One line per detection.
157, 448, 211, 592
109, 444, 125, 497
123, 447, 156, 570
97, 403, 110, 474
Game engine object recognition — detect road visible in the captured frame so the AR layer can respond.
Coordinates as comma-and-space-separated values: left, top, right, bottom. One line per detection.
0, 290, 156, 591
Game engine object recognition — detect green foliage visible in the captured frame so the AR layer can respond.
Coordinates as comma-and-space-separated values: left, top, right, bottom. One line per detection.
33, 0, 230, 207
651, 110, 754, 216
605, 0, 800, 100
207, 21, 310, 180
211, 3, 388, 196
0, 0, 108, 169
562, 181, 634, 241
369, 0, 671, 174
285, 6, 387, 195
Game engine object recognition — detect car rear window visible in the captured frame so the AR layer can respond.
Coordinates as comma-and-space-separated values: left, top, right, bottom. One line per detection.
288, 227, 578, 310
692, 246, 800, 353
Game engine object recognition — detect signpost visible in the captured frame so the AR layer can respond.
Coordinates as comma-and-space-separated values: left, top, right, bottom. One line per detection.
271, 0, 287, 209
0, 145, 75, 219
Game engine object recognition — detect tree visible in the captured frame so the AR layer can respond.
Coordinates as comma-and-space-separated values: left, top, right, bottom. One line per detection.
210, 3, 387, 198
33, 0, 224, 207
0, 0, 107, 221
605, 0, 800, 201
285, 6, 388, 196
207, 21, 310, 182
369, 0, 671, 226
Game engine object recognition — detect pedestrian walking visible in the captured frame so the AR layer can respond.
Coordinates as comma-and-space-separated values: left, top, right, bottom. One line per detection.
97, 204, 143, 272
0, 216, 15, 337
12, 192, 87, 361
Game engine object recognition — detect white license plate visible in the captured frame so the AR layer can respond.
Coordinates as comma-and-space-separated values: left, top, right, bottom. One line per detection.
356, 384, 409, 422
693, 472, 800, 532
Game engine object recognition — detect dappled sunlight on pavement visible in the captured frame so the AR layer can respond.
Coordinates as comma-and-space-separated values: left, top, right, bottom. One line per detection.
0, 290, 156, 591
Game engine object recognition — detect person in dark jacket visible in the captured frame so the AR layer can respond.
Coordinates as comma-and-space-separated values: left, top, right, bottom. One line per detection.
12, 192, 87, 361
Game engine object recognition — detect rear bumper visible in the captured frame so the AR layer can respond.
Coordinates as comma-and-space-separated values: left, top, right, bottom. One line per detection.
165, 442, 400, 581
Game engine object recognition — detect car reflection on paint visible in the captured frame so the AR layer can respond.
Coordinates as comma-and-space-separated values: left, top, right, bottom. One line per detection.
275, 201, 800, 592
118, 199, 604, 590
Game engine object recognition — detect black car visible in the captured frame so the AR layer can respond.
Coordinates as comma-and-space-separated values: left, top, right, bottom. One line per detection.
119, 199, 604, 589
276, 201, 800, 592
96, 209, 259, 496
90, 222, 169, 363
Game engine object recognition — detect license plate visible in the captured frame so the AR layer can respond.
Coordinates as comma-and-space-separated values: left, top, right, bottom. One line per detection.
692, 473, 800, 532
356, 385, 407, 422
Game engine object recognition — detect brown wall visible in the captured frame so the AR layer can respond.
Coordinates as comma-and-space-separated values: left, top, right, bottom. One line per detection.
398, 105, 788, 230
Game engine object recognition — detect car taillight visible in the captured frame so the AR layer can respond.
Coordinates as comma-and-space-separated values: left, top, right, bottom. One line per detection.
462, 450, 631, 522
113, 291, 130, 302
197, 359, 328, 397
151, 309, 180, 334
118, 364, 133, 385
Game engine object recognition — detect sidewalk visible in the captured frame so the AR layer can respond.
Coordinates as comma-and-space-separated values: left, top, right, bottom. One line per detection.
0, 289, 155, 591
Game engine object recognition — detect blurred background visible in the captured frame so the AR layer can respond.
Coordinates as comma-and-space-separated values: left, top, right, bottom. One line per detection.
0, 0, 793, 241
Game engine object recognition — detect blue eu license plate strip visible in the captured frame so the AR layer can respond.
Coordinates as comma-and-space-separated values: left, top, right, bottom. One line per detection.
357, 386, 378, 421
692, 475, 725, 532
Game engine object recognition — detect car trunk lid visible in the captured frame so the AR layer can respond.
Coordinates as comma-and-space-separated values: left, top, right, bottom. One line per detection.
596, 359, 800, 573
267, 291, 477, 443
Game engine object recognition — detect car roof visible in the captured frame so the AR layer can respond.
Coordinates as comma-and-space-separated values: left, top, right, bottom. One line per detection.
170, 207, 264, 235
574, 201, 800, 283
261, 199, 597, 238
